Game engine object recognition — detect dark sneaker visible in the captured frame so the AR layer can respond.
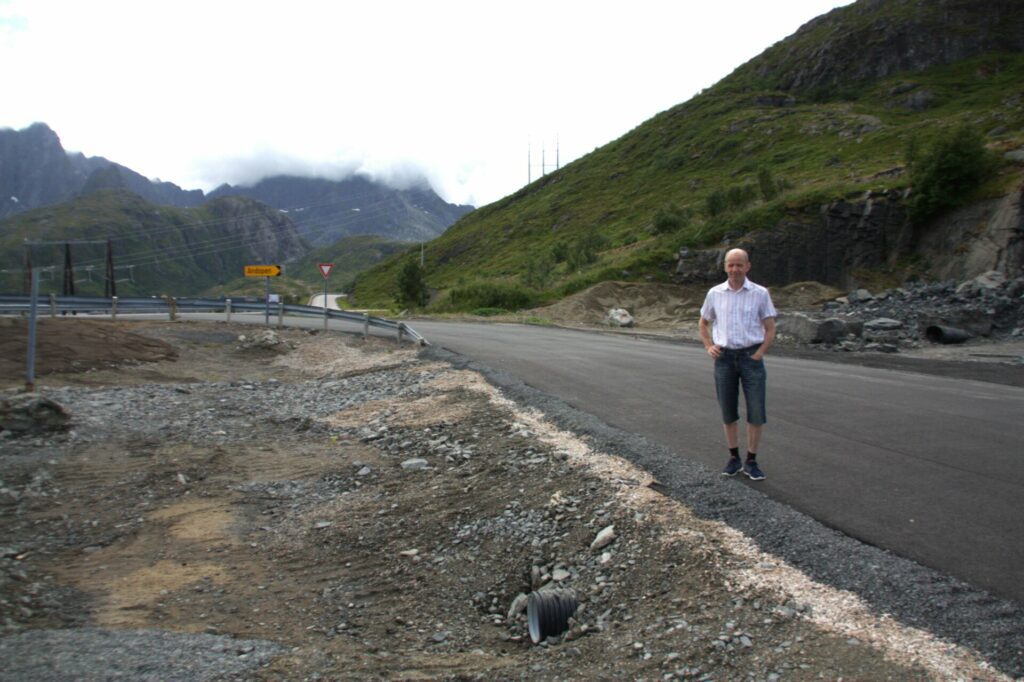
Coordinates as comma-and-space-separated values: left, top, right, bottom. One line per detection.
722, 457, 743, 477
744, 461, 766, 481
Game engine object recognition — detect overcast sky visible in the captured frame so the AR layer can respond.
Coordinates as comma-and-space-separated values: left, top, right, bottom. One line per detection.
2, 0, 853, 207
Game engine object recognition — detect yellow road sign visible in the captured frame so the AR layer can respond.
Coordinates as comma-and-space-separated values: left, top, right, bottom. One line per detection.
244, 265, 282, 277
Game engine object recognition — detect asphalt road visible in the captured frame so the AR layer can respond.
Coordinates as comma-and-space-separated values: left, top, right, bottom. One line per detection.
410, 320, 1024, 603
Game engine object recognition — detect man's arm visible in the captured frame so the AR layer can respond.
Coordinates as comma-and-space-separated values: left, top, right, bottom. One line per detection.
752, 317, 776, 361
699, 317, 722, 359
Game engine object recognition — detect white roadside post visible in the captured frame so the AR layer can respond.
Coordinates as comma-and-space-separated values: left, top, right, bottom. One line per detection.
318, 263, 335, 331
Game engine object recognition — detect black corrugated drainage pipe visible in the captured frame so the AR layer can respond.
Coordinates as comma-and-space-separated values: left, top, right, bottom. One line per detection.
925, 325, 972, 344
527, 590, 579, 644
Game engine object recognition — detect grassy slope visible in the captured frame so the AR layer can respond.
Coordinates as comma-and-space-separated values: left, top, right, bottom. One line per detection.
351, 11, 1024, 309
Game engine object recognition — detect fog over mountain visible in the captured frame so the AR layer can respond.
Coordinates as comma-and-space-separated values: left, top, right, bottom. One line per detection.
0, 123, 473, 244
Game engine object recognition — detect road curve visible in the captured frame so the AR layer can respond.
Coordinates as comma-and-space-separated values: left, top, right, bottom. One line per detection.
411, 320, 1024, 603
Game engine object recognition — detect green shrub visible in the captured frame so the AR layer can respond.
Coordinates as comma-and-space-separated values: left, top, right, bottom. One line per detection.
522, 251, 556, 289
757, 167, 780, 201
906, 125, 997, 224
444, 281, 536, 312
652, 202, 692, 234
565, 232, 608, 271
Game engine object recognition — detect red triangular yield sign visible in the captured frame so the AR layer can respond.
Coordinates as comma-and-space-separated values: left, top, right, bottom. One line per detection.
318, 263, 334, 279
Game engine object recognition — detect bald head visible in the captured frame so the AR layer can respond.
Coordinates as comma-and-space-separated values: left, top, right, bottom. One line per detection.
725, 248, 750, 264
724, 248, 752, 289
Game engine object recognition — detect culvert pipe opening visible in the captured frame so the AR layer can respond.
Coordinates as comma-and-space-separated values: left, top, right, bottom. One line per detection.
527, 590, 579, 644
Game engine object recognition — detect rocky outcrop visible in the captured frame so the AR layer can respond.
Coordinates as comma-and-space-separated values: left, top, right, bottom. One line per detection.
913, 187, 1024, 281
675, 191, 913, 289
674, 187, 1024, 291
742, 0, 1024, 96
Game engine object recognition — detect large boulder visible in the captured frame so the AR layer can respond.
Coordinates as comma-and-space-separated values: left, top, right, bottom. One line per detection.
0, 393, 70, 434
604, 308, 635, 328
777, 313, 852, 344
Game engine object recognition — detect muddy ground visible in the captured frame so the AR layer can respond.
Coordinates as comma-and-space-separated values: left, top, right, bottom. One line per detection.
0, 318, 1019, 680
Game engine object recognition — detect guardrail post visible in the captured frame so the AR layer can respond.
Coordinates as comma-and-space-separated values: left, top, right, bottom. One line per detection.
48, 293, 57, 318
225, 298, 232, 323
111, 296, 118, 320
168, 296, 177, 321
397, 322, 405, 344
363, 313, 369, 340
277, 301, 284, 329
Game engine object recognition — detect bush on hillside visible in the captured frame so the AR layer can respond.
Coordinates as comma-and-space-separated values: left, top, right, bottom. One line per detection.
565, 233, 608, 271
444, 281, 536, 312
652, 202, 692, 234
906, 125, 997, 224
706, 183, 758, 217
522, 251, 556, 290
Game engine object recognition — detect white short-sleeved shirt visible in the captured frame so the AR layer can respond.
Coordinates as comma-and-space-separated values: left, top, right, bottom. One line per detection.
700, 278, 777, 349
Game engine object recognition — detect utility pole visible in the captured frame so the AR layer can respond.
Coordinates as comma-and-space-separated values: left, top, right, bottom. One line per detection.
62, 243, 75, 296
105, 239, 116, 298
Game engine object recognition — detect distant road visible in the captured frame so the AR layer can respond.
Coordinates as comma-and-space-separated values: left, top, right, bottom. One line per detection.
410, 320, 1024, 603
307, 294, 344, 310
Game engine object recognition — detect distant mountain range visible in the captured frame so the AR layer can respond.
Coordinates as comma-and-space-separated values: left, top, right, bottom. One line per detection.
209, 175, 473, 246
0, 122, 473, 244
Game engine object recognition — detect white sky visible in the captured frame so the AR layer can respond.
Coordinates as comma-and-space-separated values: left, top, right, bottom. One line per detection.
1, 0, 853, 207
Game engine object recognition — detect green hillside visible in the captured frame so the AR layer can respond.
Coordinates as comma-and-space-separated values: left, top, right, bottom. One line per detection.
352, 0, 1024, 310
0, 189, 307, 297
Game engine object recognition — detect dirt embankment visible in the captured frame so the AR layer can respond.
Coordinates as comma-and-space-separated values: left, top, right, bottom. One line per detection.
0, 319, 1018, 680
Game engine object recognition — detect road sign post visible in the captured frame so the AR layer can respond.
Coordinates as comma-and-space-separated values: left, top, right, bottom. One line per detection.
244, 265, 282, 327
318, 263, 334, 330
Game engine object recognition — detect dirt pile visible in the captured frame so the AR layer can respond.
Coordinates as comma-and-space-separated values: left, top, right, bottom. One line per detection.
0, 321, 1016, 679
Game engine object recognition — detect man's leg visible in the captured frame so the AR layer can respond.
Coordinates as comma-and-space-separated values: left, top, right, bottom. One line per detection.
724, 421, 740, 449
739, 352, 767, 480
746, 423, 762, 454
715, 355, 743, 476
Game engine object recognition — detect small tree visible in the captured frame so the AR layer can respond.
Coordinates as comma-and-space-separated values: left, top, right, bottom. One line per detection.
907, 125, 996, 224
397, 257, 428, 308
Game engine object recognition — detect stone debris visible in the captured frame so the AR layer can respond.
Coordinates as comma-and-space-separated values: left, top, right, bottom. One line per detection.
777, 274, 1024, 355
0, 392, 70, 434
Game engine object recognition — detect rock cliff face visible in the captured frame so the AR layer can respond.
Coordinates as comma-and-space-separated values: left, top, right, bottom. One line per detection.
202, 196, 307, 265
744, 0, 1024, 95
674, 188, 1024, 289
0, 123, 87, 216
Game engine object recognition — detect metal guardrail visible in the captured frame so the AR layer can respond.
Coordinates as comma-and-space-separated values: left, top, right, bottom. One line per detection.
0, 294, 428, 345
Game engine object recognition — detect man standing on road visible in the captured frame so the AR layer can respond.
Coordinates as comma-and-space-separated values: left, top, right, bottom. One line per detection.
699, 248, 777, 481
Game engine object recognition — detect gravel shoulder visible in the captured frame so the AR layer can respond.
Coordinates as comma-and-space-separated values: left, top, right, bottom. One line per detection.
0, 319, 1021, 680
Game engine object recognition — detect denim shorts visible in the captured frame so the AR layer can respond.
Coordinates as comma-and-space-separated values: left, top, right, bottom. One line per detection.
713, 345, 767, 425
